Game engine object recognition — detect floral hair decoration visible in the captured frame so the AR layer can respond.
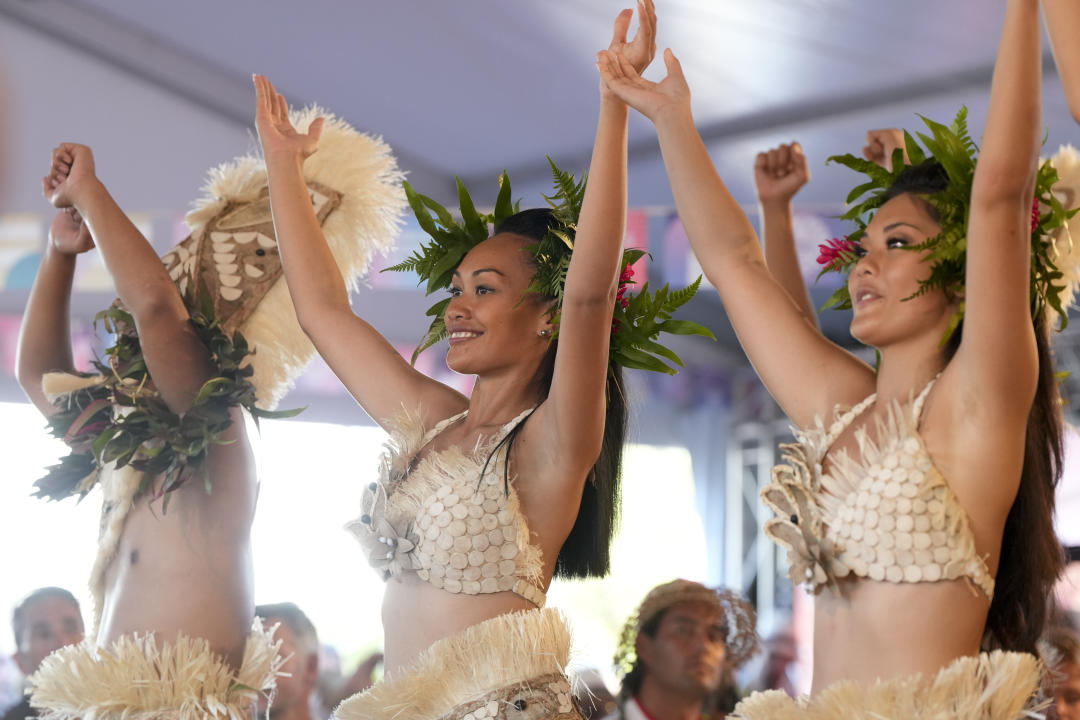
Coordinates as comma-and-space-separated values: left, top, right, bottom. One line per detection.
387, 159, 714, 374
820, 107, 1079, 338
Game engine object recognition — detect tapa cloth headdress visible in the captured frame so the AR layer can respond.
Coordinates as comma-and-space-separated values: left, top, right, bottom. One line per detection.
388, 160, 714, 373
614, 579, 760, 676
36, 108, 406, 631
818, 108, 1080, 339
35, 106, 406, 505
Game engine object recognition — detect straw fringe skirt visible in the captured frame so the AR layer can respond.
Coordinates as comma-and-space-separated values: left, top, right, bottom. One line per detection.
28, 618, 283, 720
732, 650, 1043, 719
334, 608, 582, 720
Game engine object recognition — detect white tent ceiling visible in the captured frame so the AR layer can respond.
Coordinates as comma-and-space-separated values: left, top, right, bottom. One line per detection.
4, 0, 1077, 208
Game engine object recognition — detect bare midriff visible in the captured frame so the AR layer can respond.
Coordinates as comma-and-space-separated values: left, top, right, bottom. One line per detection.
381, 574, 537, 677
97, 408, 257, 671
811, 574, 989, 693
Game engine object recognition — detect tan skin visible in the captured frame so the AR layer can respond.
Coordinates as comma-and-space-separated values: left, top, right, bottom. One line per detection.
1058, 659, 1080, 720
1042, 0, 1080, 124
253, 1, 656, 676
599, 0, 1041, 692
635, 601, 727, 720
754, 141, 816, 326
756, 131, 909, 329
15, 148, 256, 669
13, 595, 85, 677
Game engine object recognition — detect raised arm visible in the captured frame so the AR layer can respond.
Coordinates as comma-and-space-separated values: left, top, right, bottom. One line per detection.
15, 209, 93, 415
1041, 0, 1080, 123
754, 142, 817, 326
527, 2, 657, 478
598, 50, 873, 425
253, 76, 464, 428
958, 0, 1042, 415
42, 145, 215, 414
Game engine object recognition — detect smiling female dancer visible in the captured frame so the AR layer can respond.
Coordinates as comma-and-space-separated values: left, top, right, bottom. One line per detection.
598, 0, 1066, 715
253, 3, 707, 718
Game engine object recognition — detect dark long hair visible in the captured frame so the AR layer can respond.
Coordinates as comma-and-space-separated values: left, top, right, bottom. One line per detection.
887, 162, 1065, 653
482, 208, 628, 578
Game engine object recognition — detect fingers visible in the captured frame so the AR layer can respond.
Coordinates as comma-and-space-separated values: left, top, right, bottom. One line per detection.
615, 48, 643, 80
642, 0, 657, 55
611, 8, 632, 46
757, 142, 807, 178
253, 74, 272, 117
276, 91, 289, 122
662, 47, 684, 81
308, 116, 325, 145
597, 50, 626, 82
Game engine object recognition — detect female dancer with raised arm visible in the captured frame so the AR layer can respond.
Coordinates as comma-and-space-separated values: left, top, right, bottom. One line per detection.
600, 0, 1064, 715
253, 4, 705, 717
17, 117, 402, 720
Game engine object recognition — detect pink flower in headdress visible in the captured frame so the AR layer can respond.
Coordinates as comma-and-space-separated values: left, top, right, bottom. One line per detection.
615, 262, 635, 310
817, 236, 859, 271
1031, 197, 1040, 234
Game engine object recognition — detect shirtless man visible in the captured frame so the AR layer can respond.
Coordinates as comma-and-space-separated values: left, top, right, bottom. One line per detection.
16, 145, 275, 719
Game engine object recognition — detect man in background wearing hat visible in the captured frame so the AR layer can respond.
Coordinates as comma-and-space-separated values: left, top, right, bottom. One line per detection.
609, 580, 758, 720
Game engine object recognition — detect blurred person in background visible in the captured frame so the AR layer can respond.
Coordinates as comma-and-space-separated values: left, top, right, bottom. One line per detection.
609, 580, 758, 720
2, 588, 83, 720
316, 648, 382, 717
256, 603, 319, 720
1042, 623, 1080, 720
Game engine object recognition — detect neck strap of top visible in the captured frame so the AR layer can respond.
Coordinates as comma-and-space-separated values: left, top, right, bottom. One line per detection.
423, 407, 536, 452
823, 374, 941, 449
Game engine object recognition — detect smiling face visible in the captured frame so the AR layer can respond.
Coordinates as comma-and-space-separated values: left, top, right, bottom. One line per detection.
444, 233, 555, 378
847, 193, 959, 349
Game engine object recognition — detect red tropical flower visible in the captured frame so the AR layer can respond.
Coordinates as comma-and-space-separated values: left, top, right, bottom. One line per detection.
817, 236, 859, 271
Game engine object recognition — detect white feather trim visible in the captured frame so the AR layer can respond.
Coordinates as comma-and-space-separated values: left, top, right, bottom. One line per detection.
184, 106, 406, 408
334, 608, 573, 720
41, 371, 107, 403
87, 463, 143, 634
732, 650, 1043, 719
29, 618, 284, 720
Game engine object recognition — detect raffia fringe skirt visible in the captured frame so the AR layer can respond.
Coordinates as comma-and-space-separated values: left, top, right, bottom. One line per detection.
334, 608, 583, 720
28, 618, 283, 720
732, 650, 1043, 719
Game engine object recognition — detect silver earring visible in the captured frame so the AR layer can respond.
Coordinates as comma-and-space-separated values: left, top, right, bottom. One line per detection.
538, 329, 550, 338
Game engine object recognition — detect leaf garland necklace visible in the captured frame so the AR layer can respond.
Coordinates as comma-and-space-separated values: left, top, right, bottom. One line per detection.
35, 287, 300, 510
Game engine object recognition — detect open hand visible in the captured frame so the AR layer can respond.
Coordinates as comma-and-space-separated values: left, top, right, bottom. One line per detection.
253, 74, 324, 161
597, 47, 689, 123
755, 142, 810, 203
862, 128, 907, 171
49, 208, 94, 255
605, 0, 657, 85
42, 143, 98, 209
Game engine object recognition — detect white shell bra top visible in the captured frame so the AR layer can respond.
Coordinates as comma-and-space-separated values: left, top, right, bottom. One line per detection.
761, 378, 995, 600
347, 407, 546, 608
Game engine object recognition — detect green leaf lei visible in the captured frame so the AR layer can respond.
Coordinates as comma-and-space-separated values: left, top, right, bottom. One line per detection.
385, 159, 714, 374
36, 286, 300, 509
822, 107, 1078, 335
